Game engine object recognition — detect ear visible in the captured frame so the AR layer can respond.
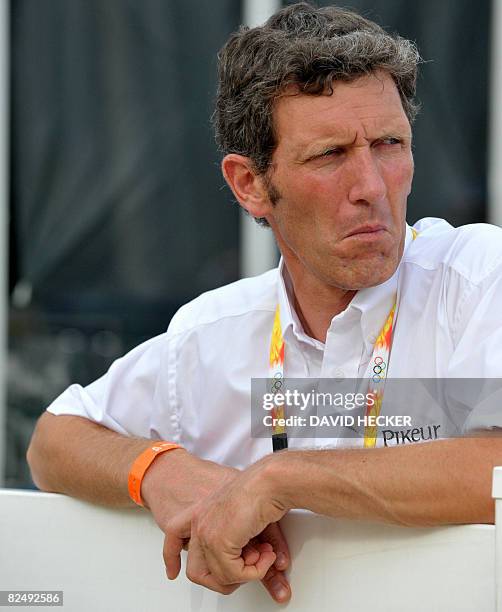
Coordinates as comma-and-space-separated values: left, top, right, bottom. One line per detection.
221, 154, 273, 220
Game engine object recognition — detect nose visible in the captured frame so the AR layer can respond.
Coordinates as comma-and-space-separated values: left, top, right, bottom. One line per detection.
347, 148, 387, 205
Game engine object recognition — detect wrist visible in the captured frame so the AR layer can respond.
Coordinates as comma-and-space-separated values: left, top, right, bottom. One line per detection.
141, 450, 238, 514
257, 451, 296, 513
130, 444, 186, 509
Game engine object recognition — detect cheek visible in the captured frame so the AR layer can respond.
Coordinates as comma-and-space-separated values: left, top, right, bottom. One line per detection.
277, 172, 330, 221
397, 154, 414, 187
272, 182, 332, 252
289, 171, 345, 222
384, 157, 414, 202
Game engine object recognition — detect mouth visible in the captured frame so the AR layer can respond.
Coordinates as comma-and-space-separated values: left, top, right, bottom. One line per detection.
345, 224, 388, 239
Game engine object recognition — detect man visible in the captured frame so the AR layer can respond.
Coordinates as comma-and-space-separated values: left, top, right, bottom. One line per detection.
27, 2, 502, 605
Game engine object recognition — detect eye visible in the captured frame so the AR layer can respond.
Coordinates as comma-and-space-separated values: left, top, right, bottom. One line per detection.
306, 148, 345, 164
319, 148, 343, 158
378, 137, 402, 146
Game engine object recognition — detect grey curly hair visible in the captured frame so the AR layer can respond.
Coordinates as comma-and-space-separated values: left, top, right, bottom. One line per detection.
213, 3, 421, 225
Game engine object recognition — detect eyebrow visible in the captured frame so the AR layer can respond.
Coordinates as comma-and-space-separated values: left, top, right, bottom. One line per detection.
296, 129, 412, 162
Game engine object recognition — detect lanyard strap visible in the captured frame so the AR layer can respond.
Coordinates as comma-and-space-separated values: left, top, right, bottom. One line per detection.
362, 301, 396, 448
268, 300, 395, 451
269, 305, 288, 451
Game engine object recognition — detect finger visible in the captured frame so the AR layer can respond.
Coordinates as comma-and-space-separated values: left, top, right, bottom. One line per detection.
246, 541, 273, 566
261, 564, 292, 604
227, 539, 274, 568
242, 541, 262, 566
163, 533, 184, 580
186, 536, 241, 595
202, 541, 277, 585
259, 522, 291, 571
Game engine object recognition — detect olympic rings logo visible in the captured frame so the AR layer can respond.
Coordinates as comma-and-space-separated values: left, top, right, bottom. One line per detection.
270, 372, 283, 393
372, 356, 387, 383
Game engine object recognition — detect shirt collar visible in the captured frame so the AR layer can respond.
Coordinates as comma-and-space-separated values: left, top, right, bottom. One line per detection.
278, 257, 322, 349
277, 224, 415, 350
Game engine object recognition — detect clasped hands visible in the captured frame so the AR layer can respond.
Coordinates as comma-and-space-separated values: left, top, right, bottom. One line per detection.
142, 450, 292, 604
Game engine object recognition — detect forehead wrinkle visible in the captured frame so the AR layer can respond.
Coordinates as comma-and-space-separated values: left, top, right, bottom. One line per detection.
273, 73, 411, 156
278, 96, 409, 136
359, 114, 412, 138
294, 114, 411, 155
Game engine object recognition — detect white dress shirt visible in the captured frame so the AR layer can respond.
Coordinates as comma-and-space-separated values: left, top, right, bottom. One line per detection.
47, 218, 502, 467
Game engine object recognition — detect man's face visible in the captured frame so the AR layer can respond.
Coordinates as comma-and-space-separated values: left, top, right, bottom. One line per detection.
263, 70, 414, 290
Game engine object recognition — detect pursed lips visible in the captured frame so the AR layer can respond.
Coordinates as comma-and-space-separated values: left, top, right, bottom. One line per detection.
344, 224, 387, 238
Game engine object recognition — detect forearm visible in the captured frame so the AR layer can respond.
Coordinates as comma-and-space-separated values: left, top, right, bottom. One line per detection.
271, 438, 501, 526
27, 412, 235, 516
27, 412, 162, 507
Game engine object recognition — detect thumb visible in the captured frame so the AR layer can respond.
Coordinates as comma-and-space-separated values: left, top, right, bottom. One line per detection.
163, 533, 186, 579
163, 508, 193, 580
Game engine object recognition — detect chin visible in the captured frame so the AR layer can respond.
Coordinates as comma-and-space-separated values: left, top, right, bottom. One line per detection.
325, 256, 399, 290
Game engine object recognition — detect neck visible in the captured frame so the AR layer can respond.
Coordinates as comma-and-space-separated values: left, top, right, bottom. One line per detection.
284, 260, 356, 343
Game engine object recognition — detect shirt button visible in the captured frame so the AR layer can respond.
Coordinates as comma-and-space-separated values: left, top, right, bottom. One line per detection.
368, 333, 378, 344
333, 368, 345, 381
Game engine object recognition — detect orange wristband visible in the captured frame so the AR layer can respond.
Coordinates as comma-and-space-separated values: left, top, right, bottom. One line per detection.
128, 441, 182, 506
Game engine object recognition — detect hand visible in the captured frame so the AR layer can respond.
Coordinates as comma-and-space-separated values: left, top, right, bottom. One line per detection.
165, 454, 291, 603
141, 448, 237, 530
141, 449, 291, 602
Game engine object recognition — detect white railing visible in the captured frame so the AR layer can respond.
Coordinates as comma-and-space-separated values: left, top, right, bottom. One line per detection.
1, 477, 501, 612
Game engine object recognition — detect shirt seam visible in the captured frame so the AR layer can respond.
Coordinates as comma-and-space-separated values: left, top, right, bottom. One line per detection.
402, 251, 502, 288
166, 331, 182, 444
452, 258, 502, 346
169, 306, 276, 337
